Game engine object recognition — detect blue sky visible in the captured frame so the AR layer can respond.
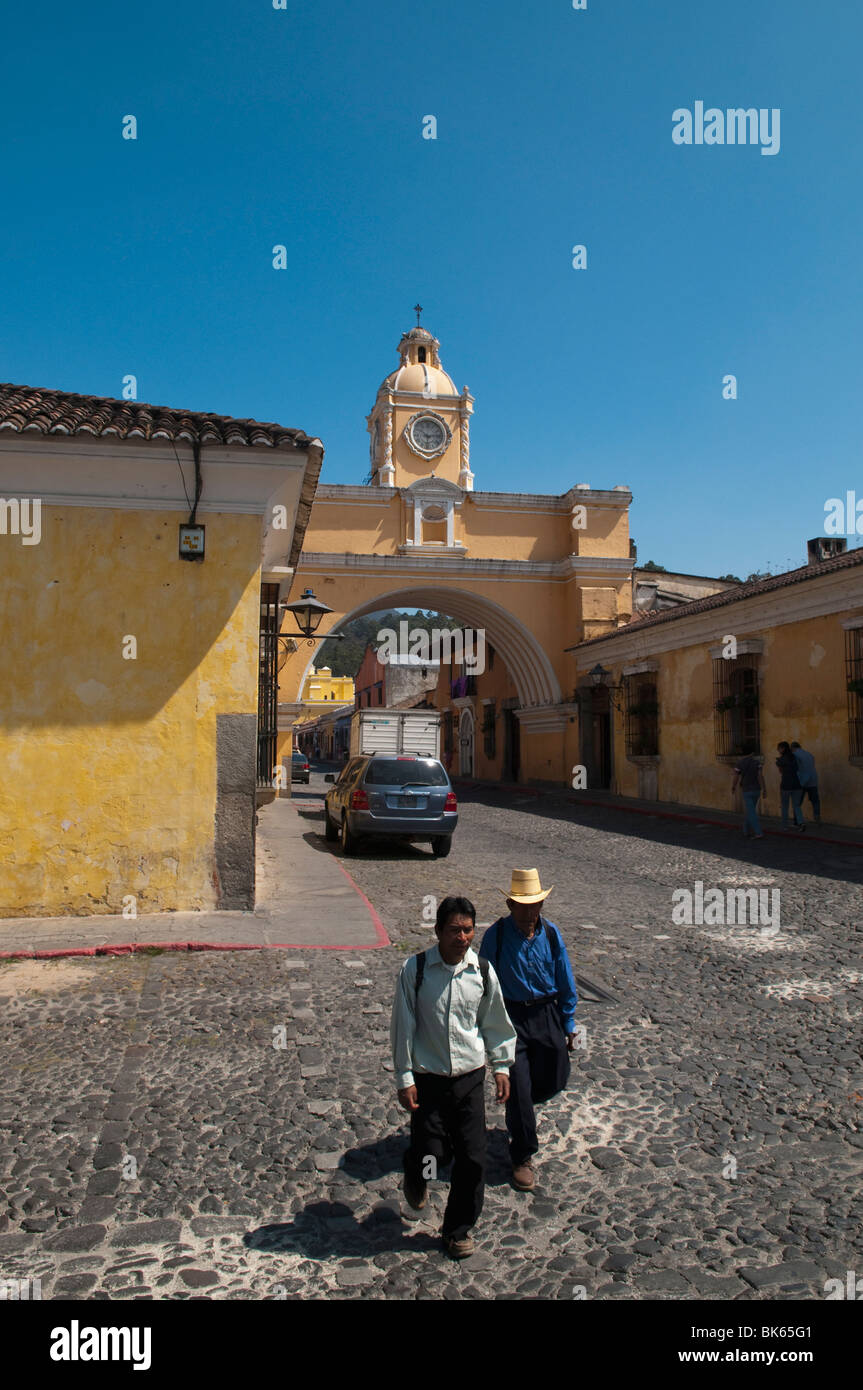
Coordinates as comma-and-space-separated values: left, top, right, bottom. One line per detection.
1, 0, 860, 579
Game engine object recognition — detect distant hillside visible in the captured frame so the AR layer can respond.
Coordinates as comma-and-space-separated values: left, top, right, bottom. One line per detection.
316, 610, 455, 677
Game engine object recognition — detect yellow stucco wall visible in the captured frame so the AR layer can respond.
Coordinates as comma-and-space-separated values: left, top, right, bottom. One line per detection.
601, 611, 863, 827
574, 509, 630, 557
0, 507, 262, 917
302, 497, 402, 555
460, 504, 572, 561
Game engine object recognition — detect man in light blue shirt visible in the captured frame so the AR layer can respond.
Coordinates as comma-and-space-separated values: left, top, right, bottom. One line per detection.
479, 868, 577, 1193
791, 742, 821, 823
391, 895, 516, 1259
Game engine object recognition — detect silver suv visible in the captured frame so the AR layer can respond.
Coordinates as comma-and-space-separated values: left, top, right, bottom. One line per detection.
324, 754, 458, 857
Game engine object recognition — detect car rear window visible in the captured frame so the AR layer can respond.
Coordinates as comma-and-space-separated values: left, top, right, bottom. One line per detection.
363, 758, 447, 786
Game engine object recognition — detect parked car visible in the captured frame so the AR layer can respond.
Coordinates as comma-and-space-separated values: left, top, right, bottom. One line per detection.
323, 754, 457, 857
291, 751, 310, 784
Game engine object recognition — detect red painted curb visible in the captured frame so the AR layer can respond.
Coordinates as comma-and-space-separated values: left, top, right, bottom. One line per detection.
0, 933, 389, 963
0, 864, 391, 962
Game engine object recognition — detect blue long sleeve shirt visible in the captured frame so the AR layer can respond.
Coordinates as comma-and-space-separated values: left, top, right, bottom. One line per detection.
478, 915, 577, 1035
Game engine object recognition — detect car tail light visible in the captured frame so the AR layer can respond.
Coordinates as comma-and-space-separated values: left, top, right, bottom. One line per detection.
350, 788, 369, 810
444, 791, 458, 812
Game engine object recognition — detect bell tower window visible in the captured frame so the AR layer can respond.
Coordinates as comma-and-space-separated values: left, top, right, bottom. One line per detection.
418, 346, 427, 363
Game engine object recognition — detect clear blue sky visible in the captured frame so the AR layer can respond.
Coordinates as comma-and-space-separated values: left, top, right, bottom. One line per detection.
1, 0, 860, 579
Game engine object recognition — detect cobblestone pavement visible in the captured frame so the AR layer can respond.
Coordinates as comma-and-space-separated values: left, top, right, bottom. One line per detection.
1, 779, 861, 1301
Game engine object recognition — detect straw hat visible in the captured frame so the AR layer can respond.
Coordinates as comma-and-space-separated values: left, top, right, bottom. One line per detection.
500, 868, 553, 904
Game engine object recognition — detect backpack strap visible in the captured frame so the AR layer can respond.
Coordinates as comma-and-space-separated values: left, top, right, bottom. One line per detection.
414, 950, 426, 1003
541, 916, 562, 962
478, 955, 490, 998
492, 919, 503, 972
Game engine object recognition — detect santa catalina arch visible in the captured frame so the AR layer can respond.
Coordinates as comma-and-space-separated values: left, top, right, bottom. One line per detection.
275, 319, 634, 783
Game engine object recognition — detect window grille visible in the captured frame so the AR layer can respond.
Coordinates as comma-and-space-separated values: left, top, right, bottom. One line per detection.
713, 653, 760, 759
257, 583, 280, 788
625, 677, 659, 757
846, 628, 863, 757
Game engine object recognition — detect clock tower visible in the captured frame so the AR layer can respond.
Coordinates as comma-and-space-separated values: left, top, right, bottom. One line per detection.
366, 317, 475, 492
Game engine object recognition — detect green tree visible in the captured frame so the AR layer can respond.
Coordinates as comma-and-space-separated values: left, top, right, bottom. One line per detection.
316, 609, 455, 677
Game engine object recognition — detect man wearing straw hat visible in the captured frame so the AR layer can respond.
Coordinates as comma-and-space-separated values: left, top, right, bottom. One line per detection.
479, 869, 577, 1192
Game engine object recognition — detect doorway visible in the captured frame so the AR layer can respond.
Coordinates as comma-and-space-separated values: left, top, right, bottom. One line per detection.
501, 707, 520, 783
458, 706, 475, 777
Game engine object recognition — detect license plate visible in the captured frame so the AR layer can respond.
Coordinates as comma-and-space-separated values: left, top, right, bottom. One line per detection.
398, 795, 417, 808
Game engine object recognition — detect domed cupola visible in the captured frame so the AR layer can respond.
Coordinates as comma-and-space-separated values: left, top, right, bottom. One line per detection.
385, 324, 458, 397
367, 309, 475, 492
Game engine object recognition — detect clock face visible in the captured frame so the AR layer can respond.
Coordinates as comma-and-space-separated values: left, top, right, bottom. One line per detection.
411, 415, 446, 453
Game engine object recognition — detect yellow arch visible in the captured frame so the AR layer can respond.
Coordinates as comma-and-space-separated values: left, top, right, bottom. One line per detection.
287, 584, 562, 709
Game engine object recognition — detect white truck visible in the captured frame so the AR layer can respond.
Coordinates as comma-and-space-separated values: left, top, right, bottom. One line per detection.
349, 708, 441, 760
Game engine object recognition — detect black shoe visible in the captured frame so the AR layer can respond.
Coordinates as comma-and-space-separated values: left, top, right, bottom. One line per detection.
403, 1173, 427, 1211
443, 1234, 474, 1258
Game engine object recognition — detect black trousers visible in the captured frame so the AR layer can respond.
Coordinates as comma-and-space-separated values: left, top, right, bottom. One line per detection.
505, 998, 570, 1166
404, 1066, 486, 1241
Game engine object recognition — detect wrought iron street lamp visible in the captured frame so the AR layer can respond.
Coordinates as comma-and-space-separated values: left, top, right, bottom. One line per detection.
588, 663, 624, 712
278, 588, 344, 649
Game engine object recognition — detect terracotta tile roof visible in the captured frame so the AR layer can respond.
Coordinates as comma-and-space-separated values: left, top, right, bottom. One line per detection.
571, 546, 863, 650
0, 382, 315, 451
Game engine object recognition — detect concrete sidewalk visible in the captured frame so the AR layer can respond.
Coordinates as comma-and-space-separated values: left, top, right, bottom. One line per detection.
455, 778, 863, 848
0, 798, 389, 959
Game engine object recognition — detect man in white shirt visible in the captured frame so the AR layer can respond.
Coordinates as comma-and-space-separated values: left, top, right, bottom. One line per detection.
390, 895, 516, 1258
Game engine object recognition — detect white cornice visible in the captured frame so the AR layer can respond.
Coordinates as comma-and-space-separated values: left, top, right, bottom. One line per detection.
312, 482, 632, 514
469, 488, 630, 514
515, 705, 570, 733
0, 432, 319, 570
622, 660, 659, 676
388, 392, 466, 407
0, 434, 307, 469
398, 545, 469, 557
708, 638, 764, 658
297, 551, 632, 582
571, 568, 863, 667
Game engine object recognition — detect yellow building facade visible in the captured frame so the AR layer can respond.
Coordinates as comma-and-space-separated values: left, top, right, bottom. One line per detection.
276, 667, 355, 766
0, 386, 321, 917
302, 666, 354, 705
569, 549, 863, 828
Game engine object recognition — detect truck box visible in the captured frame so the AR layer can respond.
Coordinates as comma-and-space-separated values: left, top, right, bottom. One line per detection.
349, 709, 441, 760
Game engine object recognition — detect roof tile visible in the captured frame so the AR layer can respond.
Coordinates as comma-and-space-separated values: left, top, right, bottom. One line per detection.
0, 382, 313, 451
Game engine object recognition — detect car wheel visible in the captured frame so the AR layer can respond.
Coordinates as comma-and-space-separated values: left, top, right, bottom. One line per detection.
431, 836, 452, 858
340, 814, 357, 856
324, 808, 338, 842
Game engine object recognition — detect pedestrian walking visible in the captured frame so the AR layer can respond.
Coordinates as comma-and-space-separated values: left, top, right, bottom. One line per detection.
478, 870, 577, 1193
776, 740, 805, 830
791, 741, 821, 823
732, 742, 766, 838
390, 895, 516, 1259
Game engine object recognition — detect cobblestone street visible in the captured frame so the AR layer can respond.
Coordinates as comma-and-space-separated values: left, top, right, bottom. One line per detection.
1, 777, 861, 1301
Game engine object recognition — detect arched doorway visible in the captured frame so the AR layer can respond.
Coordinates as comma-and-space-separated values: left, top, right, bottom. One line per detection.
458, 706, 475, 777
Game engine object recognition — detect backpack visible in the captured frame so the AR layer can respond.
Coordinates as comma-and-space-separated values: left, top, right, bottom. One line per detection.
414, 950, 489, 1002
